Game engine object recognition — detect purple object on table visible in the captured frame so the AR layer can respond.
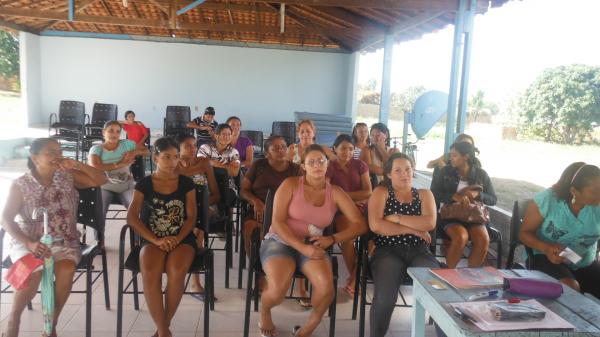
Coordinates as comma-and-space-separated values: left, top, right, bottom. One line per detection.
503, 277, 563, 299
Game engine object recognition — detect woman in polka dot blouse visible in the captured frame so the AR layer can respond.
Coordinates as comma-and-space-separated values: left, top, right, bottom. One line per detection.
367, 153, 440, 337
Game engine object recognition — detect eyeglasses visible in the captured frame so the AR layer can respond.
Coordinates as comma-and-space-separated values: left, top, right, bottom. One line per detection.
306, 158, 328, 167
269, 145, 287, 151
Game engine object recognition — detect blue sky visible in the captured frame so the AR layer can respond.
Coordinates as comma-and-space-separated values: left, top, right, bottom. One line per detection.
358, 0, 600, 103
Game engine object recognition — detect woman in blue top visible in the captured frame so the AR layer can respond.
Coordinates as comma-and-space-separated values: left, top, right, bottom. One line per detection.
89, 120, 149, 216
520, 162, 600, 298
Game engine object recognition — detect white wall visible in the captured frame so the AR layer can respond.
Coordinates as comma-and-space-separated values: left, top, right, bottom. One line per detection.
20, 32, 42, 126
36, 36, 353, 133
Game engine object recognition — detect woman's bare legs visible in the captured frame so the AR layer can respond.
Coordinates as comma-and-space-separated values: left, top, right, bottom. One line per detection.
259, 257, 296, 337
444, 224, 469, 268
140, 245, 170, 337
334, 214, 356, 292
50, 260, 76, 336
190, 229, 204, 293
294, 259, 334, 337
467, 225, 489, 267
164, 244, 195, 327
3, 271, 42, 337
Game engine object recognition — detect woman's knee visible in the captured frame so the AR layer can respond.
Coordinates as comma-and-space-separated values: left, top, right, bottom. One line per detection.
446, 225, 469, 246
469, 227, 490, 247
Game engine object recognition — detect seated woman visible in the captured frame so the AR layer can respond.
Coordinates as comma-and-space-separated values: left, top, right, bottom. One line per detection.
259, 144, 367, 337
120, 110, 149, 181
286, 119, 335, 164
360, 123, 398, 186
240, 135, 302, 257
176, 134, 220, 299
326, 134, 372, 295
520, 162, 600, 298
351, 122, 369, 159
226, 116, 254, 169
198, 123, 241, 208
368, 153, 439, 337
430, 141, 496, 268
89, 120, 149, 217
127, 137, 197, 337
426, 133, 476, 170
1, 138, 107, 337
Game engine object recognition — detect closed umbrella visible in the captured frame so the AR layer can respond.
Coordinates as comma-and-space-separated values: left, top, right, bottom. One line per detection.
33, 207, 55, 336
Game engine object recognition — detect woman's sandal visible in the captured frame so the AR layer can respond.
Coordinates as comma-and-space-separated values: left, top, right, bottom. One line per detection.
291, 325, 301, 337
342, 284, 355, 296
258, 322, 277, 337
296, 298, 312, 309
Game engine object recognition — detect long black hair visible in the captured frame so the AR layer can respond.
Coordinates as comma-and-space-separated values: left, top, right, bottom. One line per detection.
263, 135, 286, 153
450, 141, 481, 169
352, 122, 369, 146
27, 138, 58, 172
153, 137, 179, 155
381, 152, 415, 187
552, 162, 600, 203
370, 123, 391, 147
333, 134, 353, 149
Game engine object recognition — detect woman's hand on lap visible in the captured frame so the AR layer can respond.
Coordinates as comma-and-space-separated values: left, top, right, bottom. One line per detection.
543, 243, 566, 264
301, 244, 325, 259
309, 236, 335, 250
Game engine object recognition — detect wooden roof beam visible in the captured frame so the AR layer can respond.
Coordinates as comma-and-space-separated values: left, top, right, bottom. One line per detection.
309, 6, 386, 35
359, 10, 445, 50
283, 6, 356, 51
0, 18, 37, 33
134, 0, 488, 11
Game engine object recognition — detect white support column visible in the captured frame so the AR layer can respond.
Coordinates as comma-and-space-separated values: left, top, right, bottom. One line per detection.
345, 51, 360, 121
19, 32, 42, 127
378, 33, 394, 124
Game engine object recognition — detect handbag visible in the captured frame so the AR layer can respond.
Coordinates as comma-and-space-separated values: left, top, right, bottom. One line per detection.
440, 200, 490, 224
102, 166, 134, 193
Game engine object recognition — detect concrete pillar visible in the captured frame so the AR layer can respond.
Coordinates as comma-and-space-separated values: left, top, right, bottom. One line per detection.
19, 32, 42, 127
345, 52, 360, 121
378, 33, 394, 124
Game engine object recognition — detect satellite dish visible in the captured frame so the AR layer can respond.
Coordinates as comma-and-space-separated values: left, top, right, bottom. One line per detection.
407, 90, 448, 139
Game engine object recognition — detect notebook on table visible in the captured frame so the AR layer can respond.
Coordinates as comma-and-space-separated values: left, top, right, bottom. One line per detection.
430, 267, 509, 289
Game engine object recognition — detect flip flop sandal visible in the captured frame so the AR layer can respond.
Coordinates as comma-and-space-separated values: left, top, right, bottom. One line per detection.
292, 325, 301, 337
342, 284, 355, 296
296, 298, 312, 308
258, 322, 277, 337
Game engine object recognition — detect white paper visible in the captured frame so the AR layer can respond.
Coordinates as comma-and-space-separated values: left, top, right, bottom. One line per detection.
559, 247, 582, 264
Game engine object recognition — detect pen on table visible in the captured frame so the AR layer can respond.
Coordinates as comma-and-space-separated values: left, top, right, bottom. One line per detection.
454, 307, 477, 323
467, 290, 499, 301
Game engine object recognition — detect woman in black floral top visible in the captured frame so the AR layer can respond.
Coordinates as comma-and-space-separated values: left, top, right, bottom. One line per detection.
127, 137, 196, 337
367, 153, 440, 337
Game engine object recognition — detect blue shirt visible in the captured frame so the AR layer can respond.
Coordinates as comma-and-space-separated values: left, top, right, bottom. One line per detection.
533, 188, 600, 269
89, 140, 137, 164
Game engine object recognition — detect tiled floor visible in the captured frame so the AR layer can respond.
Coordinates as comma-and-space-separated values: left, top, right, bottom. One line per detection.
0, 209, 441, 337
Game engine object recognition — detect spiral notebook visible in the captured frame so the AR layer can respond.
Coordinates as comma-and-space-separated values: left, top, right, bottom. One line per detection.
430, 267, 508, 289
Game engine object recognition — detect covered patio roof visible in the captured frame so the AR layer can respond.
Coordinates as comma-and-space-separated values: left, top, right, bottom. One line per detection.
0, 0, 508, 52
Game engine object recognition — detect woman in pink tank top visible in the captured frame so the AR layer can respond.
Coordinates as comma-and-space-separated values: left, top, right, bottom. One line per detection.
258, 144, 367, 337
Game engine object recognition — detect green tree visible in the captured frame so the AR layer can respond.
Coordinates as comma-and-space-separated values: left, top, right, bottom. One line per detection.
518, 64, 600, 144
467, 89, 498, 123
390, 85, 427, 120
0, 30, 19, 79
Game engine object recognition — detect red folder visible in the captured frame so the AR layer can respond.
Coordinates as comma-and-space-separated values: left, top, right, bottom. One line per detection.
5, 253, 44, 290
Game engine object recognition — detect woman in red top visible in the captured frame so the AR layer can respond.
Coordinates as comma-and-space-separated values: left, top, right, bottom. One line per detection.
121, 111, 149, 180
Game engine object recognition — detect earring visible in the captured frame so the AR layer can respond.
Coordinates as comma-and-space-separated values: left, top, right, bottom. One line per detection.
572, 195, 577, 204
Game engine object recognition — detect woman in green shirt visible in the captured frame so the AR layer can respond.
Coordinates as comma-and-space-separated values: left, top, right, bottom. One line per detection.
520, 162, 600, 298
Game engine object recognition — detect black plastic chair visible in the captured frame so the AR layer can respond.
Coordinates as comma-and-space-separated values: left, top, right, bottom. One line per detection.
82, 103, 118, 162
130, 127, 152, 181
240, 130, 264, 158
163, 105, 192, 138
0, 187, 110, 337
243, 190, 338, 337
205, 167, 235, 288
116, 185, 214, 337
506, 199, 534, 269
271, 121, 296, 148
48, 100, 86, 160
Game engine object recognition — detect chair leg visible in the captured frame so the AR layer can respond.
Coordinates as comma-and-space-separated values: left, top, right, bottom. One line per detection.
132, 272, 140, 311
352, 242, 362, 320
237, 232, 245, 289
359, 251, 368, 337
209, 254, 215, 311
329, 264, 338, 337
117, 261, 125, 337
101, 250, 111, 310
203, 269, 210, 337
253, 272, 260, 312
496, 241, 503, 269
243, 251, 255, 337
86, 266, 92, 337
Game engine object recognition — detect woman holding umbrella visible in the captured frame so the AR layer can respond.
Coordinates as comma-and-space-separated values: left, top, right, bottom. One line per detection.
1, 138, 107, 337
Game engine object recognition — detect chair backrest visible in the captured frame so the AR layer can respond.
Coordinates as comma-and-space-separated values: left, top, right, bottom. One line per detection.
196, 184, 209, 231
59, 100, 86, 126
272, 121, 296, 147
76, 187, 105, 243
240, 130, 264, 155
91, 103, 118, 125
165, 106, 191, 122
262, 189, 275, 235
506, 199, 533, 268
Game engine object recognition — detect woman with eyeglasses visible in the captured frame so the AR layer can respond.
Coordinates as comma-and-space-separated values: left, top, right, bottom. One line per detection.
89, 120, 149, 217
520, 162, 600, 298
258, 144, 366, 337
360, 123, 398, 186
1, 138, 106, 337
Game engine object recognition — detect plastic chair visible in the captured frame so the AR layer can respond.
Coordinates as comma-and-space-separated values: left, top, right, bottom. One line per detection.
271, 121, 296, 148
163, 106, 192, 138
82, 103, 118, 161
506, 199, 533, 269
48, 100, 86, 160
